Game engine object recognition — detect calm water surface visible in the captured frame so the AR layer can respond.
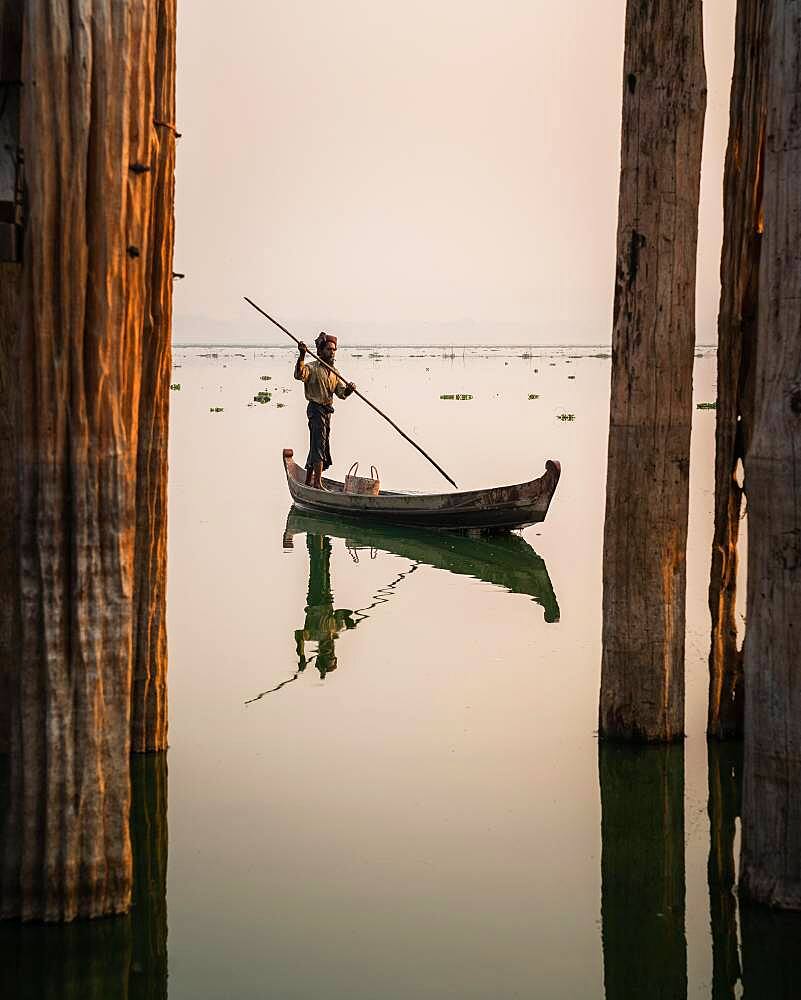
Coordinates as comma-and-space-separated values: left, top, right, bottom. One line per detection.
4, 345, 800, 997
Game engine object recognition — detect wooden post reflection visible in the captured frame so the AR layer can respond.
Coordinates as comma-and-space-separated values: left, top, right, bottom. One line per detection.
0, 754, 168, 998
130, 754, 169, 1000
599, 743, 686, 999
706, 741, 742, 999
741, 906, 801, 998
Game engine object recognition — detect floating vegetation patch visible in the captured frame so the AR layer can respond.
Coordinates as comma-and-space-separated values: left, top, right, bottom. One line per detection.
568, 375, 576, 380
528, 394, 539, 400
352, 353, 363, 357
170, 383, 181, 390
696, 401, 717, 410
209, 407, 224, 413
440, 394, 473, 401
557, 413, 575, 421
592, 353, 611, 359
260, 375, 271, 381
276, 402, 285, 408
368, 352, 384, 359
254, 390, 272, 404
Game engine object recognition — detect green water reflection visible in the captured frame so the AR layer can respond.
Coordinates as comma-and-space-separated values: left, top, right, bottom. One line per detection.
247, 509, 560, 702
0, 754, 168, 1000
284, 507, 560, 620
707, 741, 741, 999
599, 743, 687, 999
705, 741, 801, 1000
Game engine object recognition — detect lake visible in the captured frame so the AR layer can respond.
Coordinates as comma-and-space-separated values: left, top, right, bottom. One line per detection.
3, 344, 799, 998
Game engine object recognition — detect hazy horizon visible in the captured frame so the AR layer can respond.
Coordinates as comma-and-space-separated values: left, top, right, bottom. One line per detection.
175, 2, 735, 346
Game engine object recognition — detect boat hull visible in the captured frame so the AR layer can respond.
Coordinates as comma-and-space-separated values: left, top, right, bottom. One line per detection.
282, 448, 560, 531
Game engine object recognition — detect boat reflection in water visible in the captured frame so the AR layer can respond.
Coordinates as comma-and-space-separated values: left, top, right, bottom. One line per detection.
248, 508, 560, 703
0, 753, 168, 1000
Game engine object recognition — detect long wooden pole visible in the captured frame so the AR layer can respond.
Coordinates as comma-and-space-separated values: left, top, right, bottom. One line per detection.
244, 296, 458, 489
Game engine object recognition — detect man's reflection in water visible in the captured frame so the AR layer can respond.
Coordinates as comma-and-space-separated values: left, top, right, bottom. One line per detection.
294, 534, 358, 678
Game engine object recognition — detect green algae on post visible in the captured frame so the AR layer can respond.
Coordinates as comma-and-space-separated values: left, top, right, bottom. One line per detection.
696, 401, 717, 409
170, 383, 181, 390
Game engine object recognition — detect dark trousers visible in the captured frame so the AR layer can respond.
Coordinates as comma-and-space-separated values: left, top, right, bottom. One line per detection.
306, 401, 334, 471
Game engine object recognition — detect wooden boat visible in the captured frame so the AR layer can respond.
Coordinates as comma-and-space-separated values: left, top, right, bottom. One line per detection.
283, 508, 560, 622
282, 448, 561, 531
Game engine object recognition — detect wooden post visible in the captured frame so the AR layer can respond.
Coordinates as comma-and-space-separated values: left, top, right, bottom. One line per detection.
707, 0, 771, 741
739, 0, 801, 911
599, 0, 707, 742
0, 0, 23, 756
131, 0, 176, 754
0, 1, 156, 921
0, 264, 19, 757
599, 744, 687, 998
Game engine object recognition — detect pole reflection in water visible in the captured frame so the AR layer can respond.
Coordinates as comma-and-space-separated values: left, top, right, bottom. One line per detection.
599, 743, 687, 1000
247, 508, 560, 703
706, 740, 801, 999
0, 753, 168, 1000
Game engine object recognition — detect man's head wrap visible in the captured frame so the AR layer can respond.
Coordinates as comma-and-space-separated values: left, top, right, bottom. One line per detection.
315, 331, 337, 350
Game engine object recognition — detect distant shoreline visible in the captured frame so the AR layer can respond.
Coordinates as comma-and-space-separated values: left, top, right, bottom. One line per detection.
174, 342, 717, 350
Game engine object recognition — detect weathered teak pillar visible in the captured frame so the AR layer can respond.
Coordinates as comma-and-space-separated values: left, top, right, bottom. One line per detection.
707, 741, 742, 998
1, 1, 157, 922
599, 0, 707, 742
132, 0, 176, 754
739, 0, 801, 911
0, 264, 20, 757
707, 0, 771, 741
0, 0, 23, 756
599, 744, 687, 999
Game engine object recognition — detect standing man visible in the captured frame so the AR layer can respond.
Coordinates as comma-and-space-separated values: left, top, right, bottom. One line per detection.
294, 332, 356, 489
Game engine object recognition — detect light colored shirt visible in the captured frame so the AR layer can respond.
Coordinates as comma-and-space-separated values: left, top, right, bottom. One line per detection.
294, 359, 350, 406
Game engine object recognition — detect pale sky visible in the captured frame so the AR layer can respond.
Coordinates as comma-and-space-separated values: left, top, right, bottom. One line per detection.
174, 1, 736, 345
